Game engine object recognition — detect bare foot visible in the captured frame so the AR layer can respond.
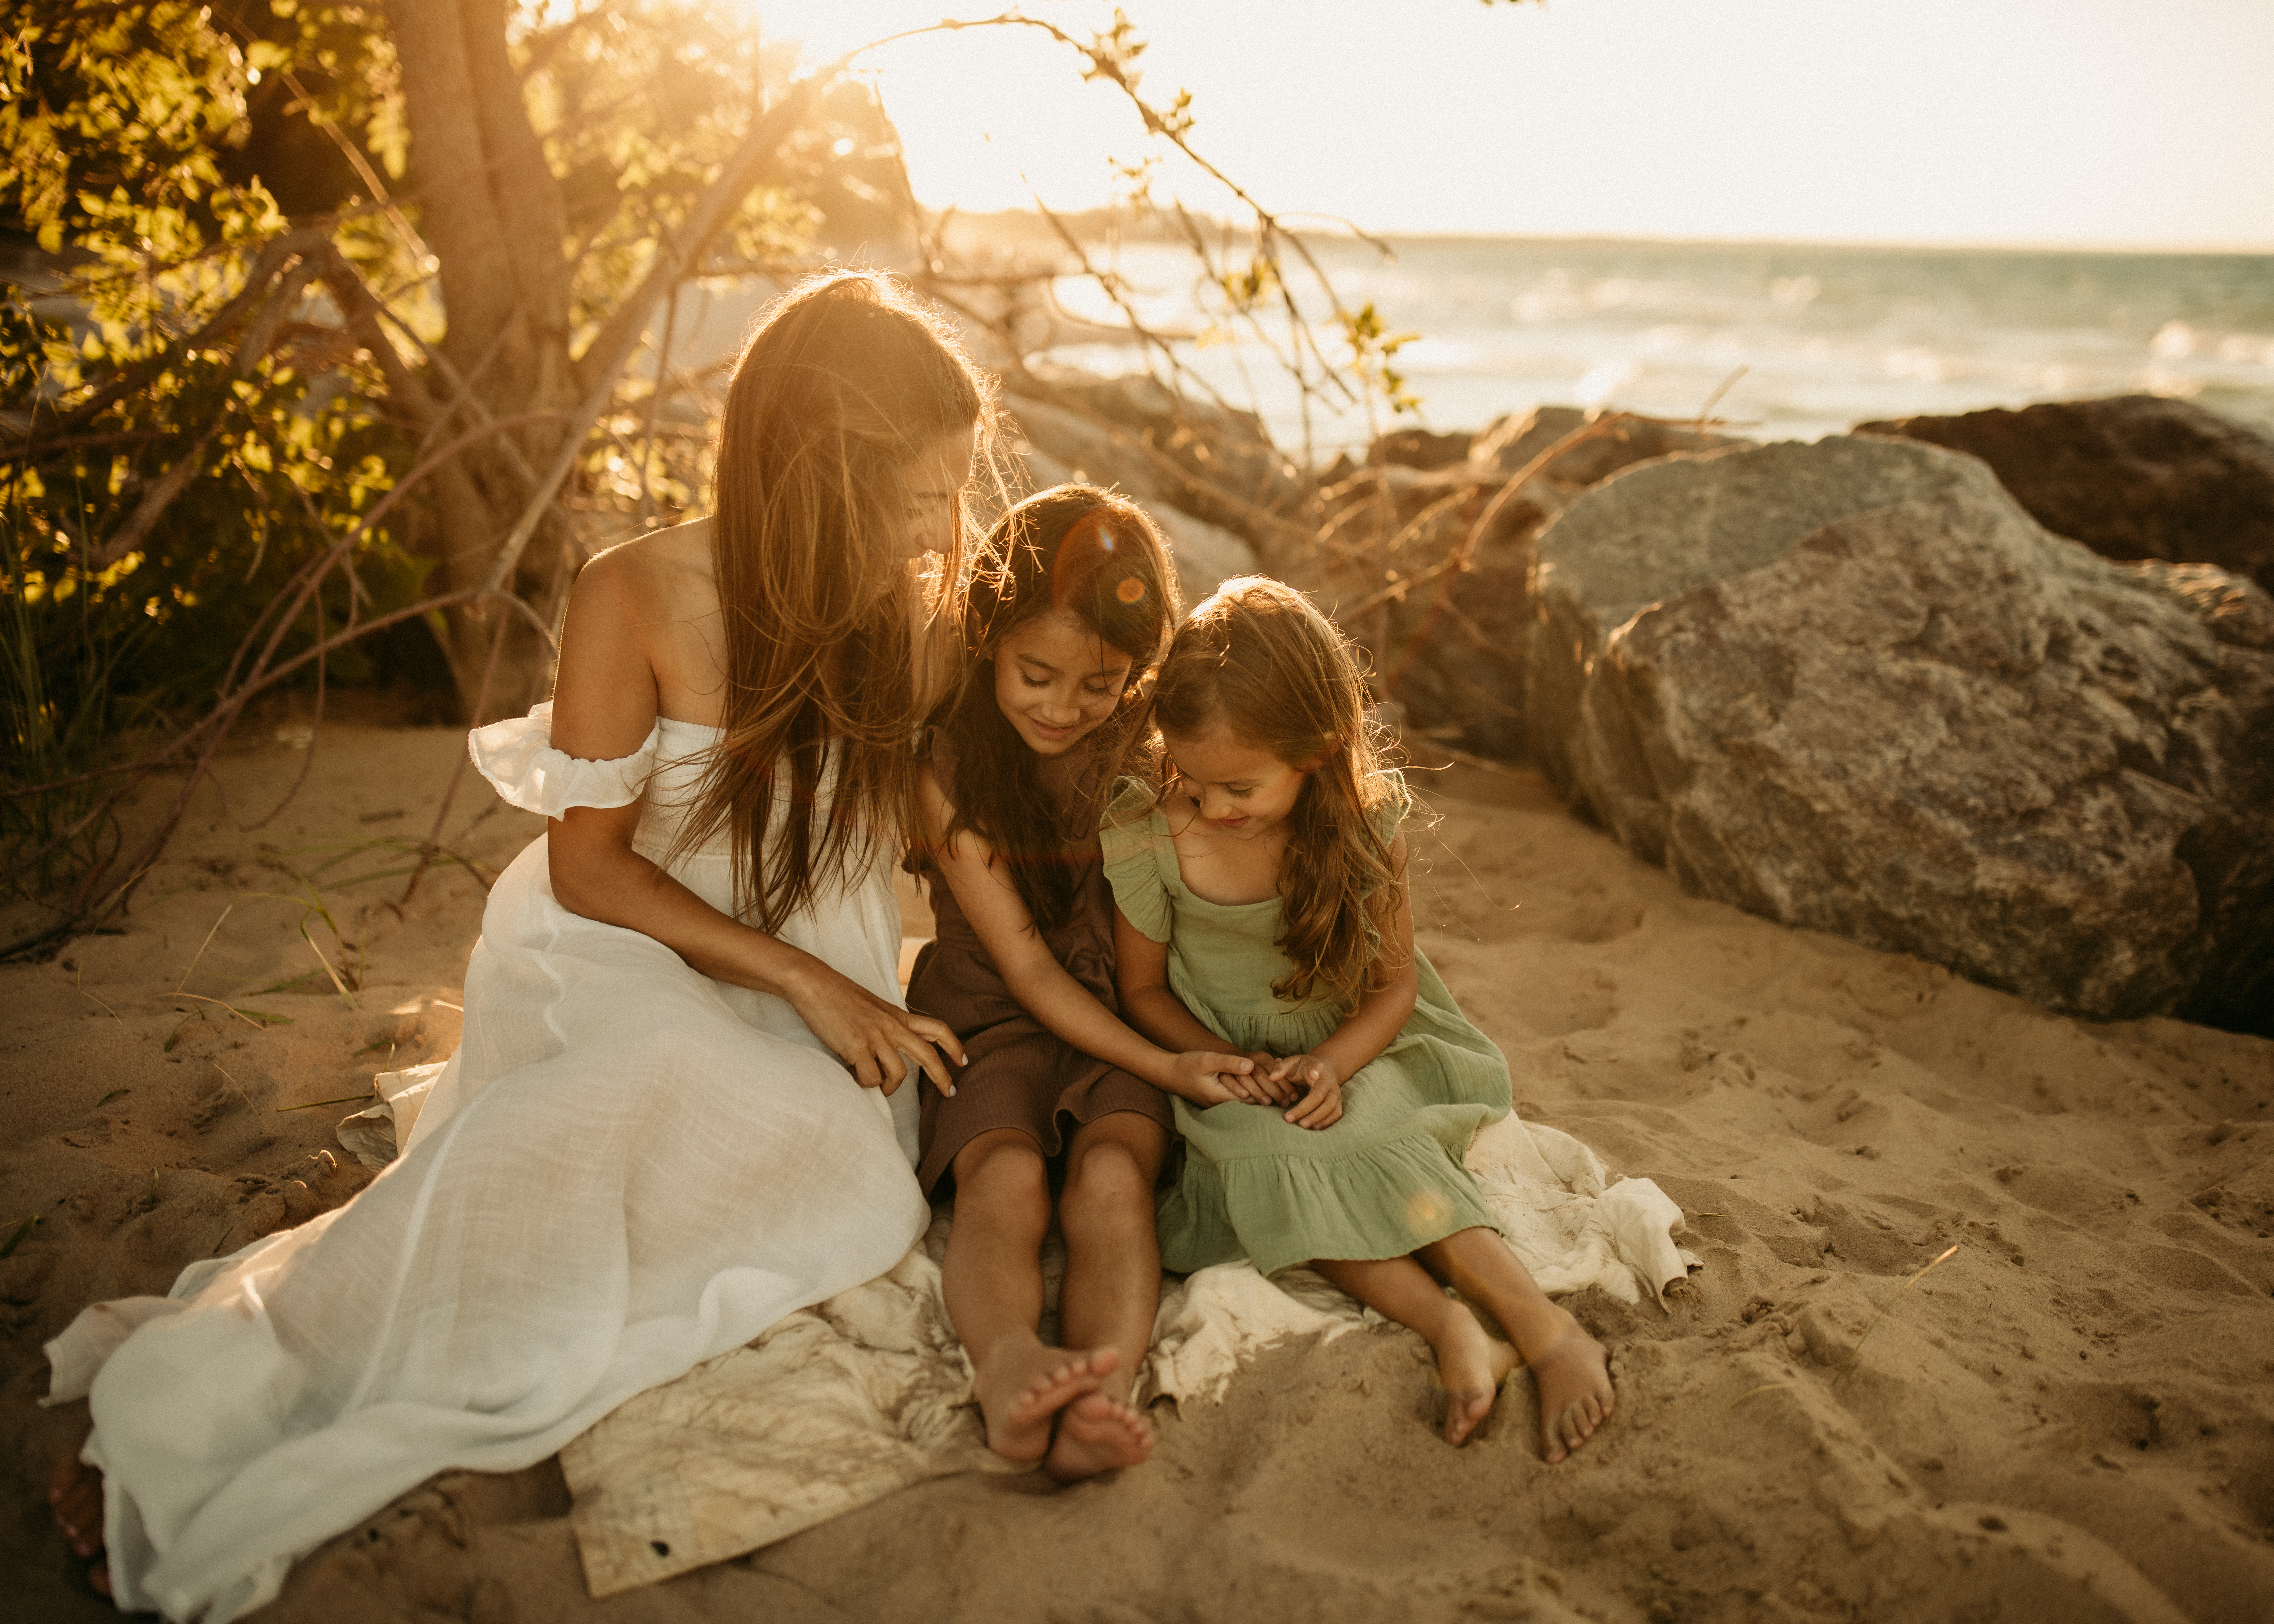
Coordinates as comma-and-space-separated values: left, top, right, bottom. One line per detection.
1043, 1390, 1154, 1482
1521, 1311, 1615, 1463
975, 1344, 1117, 1464
48, 1450, 111, 1598
1429, 1301, 1521, 1446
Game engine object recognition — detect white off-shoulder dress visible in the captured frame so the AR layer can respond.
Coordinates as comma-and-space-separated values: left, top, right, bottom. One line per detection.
44, 704, 931, 1623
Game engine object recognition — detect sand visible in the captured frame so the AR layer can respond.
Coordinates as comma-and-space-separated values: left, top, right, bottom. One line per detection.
4, 716, 2271, 1623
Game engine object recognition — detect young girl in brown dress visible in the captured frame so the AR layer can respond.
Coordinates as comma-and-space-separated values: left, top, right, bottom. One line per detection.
908, 485, 1257, 1481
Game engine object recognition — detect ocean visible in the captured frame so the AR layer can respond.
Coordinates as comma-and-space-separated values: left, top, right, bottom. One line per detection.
1037, 235, 2274, 457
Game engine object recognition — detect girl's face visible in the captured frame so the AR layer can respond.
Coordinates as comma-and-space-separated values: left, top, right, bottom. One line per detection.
1161, 725, 1310, 841
895, 424, 978, 561
992, 607, 1135, 758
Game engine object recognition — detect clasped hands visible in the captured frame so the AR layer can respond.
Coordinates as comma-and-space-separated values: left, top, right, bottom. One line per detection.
1165, 1048, 1344, 1129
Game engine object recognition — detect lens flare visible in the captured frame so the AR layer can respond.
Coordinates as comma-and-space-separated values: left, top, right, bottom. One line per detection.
1405, 1187, 1452, 1234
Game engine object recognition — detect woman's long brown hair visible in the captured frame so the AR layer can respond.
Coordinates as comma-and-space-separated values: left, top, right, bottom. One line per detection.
930, 485, 1178, 929
1151, 577, 1401, 1010
670, 269, 993, 930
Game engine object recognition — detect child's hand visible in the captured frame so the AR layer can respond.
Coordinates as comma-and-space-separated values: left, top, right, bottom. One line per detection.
1161, 1050, 1262, 1107
1246, 1049, 1301, 1106
1274, 1054, 1344, 1129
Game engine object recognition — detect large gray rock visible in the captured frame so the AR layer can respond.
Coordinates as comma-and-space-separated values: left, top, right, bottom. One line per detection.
1529, 435, 2274, 1033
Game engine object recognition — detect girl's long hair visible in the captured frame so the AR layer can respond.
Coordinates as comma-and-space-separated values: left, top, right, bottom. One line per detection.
1152, 577, 1400, 1010
931, 485, 1178, 930
671, 269, 994, 929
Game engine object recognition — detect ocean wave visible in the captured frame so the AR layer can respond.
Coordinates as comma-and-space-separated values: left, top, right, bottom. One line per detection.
1033, 236, 2274, 449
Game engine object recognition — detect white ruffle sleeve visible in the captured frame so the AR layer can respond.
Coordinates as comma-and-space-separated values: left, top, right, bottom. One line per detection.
469, 700, 662, 818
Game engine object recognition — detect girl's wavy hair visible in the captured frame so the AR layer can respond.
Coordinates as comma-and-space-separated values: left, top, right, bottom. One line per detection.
930, 484, 1179, 930
1151, 576, 1400, 1010
670, 269, 997, 929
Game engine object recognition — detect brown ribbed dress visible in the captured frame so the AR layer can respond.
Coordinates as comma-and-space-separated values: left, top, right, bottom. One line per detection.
906, 743, 1174, 1198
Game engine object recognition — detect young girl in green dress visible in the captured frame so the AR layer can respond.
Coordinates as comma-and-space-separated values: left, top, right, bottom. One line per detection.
1102, 576, 1616, 1456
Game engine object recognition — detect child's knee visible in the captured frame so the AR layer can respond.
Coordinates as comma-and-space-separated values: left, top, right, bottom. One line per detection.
954, 1131, 1049, 1202
1062, 1135, 1154, 1208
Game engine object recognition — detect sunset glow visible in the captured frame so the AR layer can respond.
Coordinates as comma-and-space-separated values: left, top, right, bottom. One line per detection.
757, 0, 2274, 250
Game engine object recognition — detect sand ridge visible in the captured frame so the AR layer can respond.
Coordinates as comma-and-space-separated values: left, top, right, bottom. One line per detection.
3, 724, 2270, 1622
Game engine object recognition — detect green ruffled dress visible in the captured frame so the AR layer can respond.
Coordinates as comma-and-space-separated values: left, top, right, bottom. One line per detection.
1099, 773, 1512, 1277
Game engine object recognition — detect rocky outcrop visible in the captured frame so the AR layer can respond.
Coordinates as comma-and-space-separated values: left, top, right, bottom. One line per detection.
1858, 395, 2274, 594
1013, 370, 1309, 553
1317, 459, 1547, 758
1309, 407, 1743, 759
1000, 373, 1309, 603
1528, 435, 2274, 1032
1144, 505, 1260, 606
1471, 406, 1734, 486
1372, 426, 1472, 471
1002, 396, 1261, 603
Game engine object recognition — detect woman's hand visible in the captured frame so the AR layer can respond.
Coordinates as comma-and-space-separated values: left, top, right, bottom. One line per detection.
1157, 1049, 1262, 1107
1271, 1053, 1345, 1130
781, 960, 966, 1097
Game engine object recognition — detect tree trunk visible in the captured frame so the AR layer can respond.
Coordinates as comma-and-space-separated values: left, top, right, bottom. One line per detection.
386, 0, 582, 716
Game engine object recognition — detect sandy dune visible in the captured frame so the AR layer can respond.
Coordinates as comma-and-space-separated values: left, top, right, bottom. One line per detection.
4, 720, 2269, 1622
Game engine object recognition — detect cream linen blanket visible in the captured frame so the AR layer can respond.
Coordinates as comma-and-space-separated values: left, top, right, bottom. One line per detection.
538, 1110, 1690, 1597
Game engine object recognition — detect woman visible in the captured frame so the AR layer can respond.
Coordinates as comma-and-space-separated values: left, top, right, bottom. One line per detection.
48, 270, 992, 1622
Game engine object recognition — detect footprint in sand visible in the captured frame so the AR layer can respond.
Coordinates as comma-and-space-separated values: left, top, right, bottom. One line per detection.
1524, 969, 1620, 1039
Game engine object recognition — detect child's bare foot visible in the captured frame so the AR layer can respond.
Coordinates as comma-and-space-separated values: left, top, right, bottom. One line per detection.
976, 1345, 1117, 1464
1043, 1389, 1154, 1482
1521, 1310, 1615, 1463
48, 1450, 111, 1598
1431, 1301, 1521, 1446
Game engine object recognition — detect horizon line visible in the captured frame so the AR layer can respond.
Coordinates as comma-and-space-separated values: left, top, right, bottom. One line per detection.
1344, 229, 2274, 257
931, 207, 2274, 258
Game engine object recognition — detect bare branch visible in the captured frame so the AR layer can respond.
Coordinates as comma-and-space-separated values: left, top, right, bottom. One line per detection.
28, 228, 330, 437
90, 417, 227, 570
487, 73, 829, 594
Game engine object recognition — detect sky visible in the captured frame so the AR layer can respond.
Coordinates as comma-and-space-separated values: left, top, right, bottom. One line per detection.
752, 0, 2274, 250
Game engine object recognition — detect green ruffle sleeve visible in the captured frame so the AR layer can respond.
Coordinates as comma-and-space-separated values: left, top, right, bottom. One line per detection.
1098, 777, 1173, 944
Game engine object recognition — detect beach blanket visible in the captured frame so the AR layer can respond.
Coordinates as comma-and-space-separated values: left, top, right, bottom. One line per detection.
533, 1109, 1691, 1596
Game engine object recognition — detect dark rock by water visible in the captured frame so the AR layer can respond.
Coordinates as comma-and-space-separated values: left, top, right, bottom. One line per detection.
1373, 426, 1473, 470
1527, 434, 2274, 1033
1858, 394, 2274, 594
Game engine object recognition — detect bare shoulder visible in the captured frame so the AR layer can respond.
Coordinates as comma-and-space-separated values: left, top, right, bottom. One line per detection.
917, 758, 992, 857
581, 519, 717, 622
914, 759, 955, 843
568, 521, 728, 725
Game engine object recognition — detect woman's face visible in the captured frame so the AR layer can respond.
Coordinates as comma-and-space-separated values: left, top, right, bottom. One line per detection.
992, 607, 1134, 757
895, 424, 978, 561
